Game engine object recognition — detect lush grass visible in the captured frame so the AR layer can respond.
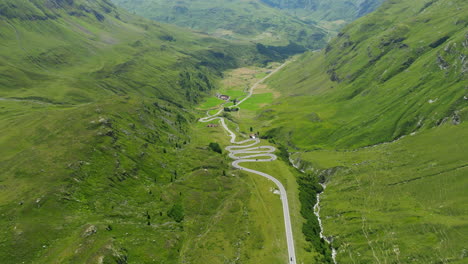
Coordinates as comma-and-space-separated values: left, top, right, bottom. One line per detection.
180, 118, 321, 263
222, 89, 246, 100
208, 108, 221, 116
241, 93, 274, 111
0, 0, 279, 105
197, 97, 225, 110
2, 0, 465, 263
259, 0, 468, 150
0, 2, 328, 261
229, 151, 326, 263
0, 0, 288, 263
198, 65, 280, 111
0, 97, 203, 263
171, 121, 282, 263
193, 61, 334, 262
293, 123, 468, 263
243, 0, 468, 262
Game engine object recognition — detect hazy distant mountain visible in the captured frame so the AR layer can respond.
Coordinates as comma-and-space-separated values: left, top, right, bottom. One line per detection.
261, 0, 384, 21
111, 0, 383, 50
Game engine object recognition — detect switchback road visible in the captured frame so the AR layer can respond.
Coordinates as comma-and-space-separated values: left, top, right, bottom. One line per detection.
199, 62, 296, 264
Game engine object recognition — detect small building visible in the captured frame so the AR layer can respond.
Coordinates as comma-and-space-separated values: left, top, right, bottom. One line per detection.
249, 133, 257, 139
207, 124, 219, 128
219, 95, 230, 101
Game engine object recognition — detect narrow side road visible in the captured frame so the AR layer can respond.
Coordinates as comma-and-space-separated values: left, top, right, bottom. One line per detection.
199, 62, 297, 264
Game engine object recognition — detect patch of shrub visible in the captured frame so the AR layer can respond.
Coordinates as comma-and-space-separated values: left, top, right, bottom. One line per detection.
297, 172, 333, 263
208, 142, 222, 154
429, 36, 449, 48
167, 204, 184, 222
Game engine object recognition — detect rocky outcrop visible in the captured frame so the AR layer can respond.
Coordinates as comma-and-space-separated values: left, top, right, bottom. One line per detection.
437, 53, 450, 70
83, 225, 97, 237
452, 111, 462, 125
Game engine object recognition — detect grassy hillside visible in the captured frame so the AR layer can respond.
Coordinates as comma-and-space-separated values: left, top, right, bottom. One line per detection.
260, 0, 467, 150
0, 0, 277, 105
240, 0, 468, 262
0, 0, 291, 263
111, 0, 328, 49
294, 123, 468, 263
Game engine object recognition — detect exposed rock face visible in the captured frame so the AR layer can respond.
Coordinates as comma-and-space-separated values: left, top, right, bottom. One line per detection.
452, 111, 461, 125
463, 33, 468, 48
437, 53, 450, 70
327, 68, 341, 82
83, 225, 97, 237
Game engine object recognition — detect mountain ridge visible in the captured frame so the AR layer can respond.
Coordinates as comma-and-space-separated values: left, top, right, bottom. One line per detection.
260, 0, 384, 21
260, 0, 467, 149
110, 0, 384, 49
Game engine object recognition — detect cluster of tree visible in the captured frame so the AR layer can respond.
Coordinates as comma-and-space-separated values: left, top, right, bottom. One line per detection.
256, 42, 307, 61
224, 107, 239, 112
167, 203, 185, 223
276, 145, 290, 162
208, 142, 222, 154
297, 172, 333, 263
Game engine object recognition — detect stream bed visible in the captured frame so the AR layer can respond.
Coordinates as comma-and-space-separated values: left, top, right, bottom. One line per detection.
289, 156, 337, 264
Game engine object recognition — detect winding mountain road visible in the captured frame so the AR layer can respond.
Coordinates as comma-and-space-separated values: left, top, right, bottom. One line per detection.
199, 62, 296, 264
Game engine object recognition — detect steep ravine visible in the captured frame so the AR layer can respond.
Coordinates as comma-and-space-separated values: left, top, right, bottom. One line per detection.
312, 184, 337, 264
289, 155, 337, 263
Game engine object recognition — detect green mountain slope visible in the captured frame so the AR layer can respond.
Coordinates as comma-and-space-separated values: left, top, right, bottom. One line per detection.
0, 0, 274, 105
242, 0, 468, 262
0, 0, 285, 263
262, 0, 467, 150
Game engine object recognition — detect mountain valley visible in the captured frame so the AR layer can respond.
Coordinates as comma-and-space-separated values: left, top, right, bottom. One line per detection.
0, 0, 466, 263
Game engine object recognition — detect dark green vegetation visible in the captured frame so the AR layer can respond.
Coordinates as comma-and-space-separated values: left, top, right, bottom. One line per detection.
208, 142, 222, 154
0, 0, 290, 263
249, 0, 468, 262
167, 203, 184, 222
296, 172, 332, 262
